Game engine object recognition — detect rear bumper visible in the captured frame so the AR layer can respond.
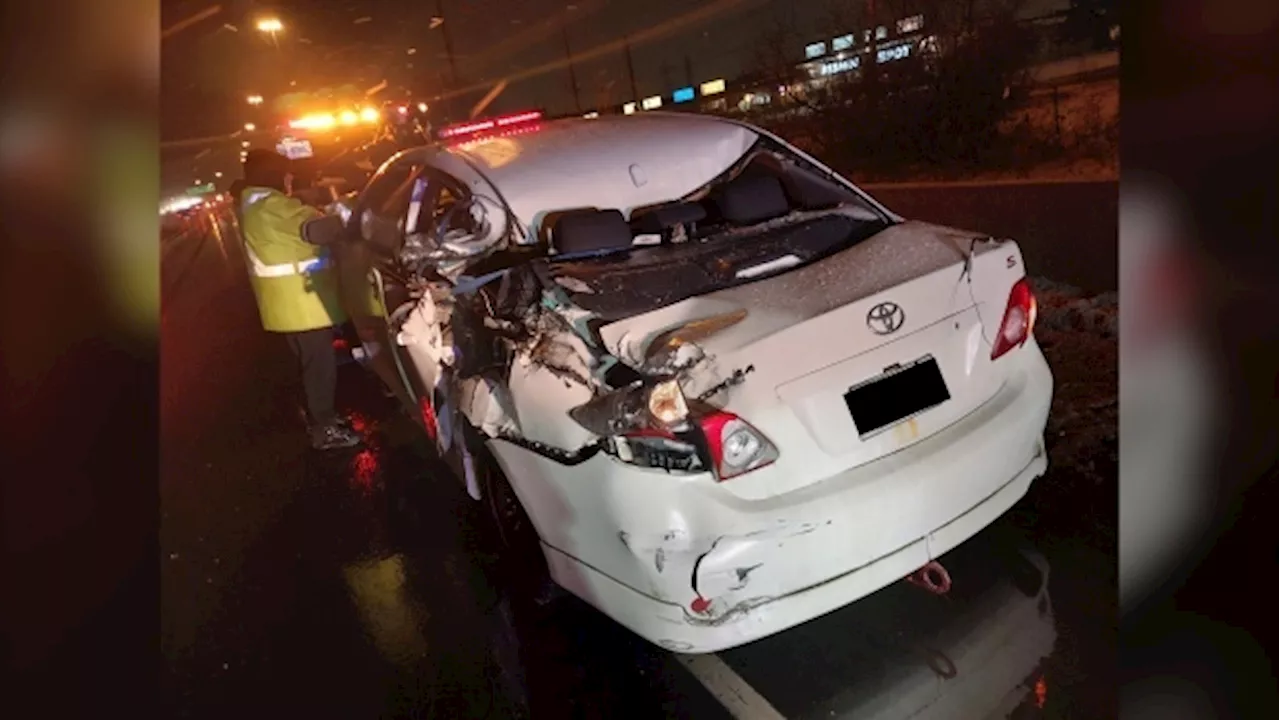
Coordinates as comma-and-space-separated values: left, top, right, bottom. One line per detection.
536, 342, 1053, 653
546, 446, 1046, 653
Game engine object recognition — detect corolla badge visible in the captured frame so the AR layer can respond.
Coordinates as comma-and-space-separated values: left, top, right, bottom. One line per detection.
866, 301, 906, 335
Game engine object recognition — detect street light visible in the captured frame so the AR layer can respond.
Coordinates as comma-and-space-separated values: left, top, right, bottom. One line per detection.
247, 95, 264, 106
244, 122, 256, 132
257, 17, 283, 48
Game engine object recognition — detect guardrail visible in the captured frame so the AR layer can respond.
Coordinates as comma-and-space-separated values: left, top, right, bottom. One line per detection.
1028, 50, 1119, 87
863, 179, 1118, 293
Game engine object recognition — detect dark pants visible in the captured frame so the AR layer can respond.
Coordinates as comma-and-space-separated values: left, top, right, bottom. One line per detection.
285, 328, 338, 427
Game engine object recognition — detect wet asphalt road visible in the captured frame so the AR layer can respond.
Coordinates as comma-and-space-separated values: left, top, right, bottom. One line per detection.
160, 194, 1117, 719
160, 214, 736, 719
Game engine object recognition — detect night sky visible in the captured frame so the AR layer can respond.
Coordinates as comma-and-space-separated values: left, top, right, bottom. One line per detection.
162, 1, 1060, 139
162, 0, 792, 139
160, 0, 1069, 190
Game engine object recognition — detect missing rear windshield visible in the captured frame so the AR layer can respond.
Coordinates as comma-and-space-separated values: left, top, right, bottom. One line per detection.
550, 211, 887, 320
542, 138, 893, 320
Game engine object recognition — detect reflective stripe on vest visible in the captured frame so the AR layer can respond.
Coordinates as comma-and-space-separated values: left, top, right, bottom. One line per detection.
242, 189, 273, 210
240, 188, 331, 278
243, 244, 332, 277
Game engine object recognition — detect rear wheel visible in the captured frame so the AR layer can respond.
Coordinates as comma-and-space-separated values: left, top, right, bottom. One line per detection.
471, 436, 557, 605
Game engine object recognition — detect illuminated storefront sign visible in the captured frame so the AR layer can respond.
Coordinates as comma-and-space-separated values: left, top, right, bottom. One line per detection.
818, 57, 860, 76
623, 102, 637, 115
700, 78, 726, 95
804, 41, 826, 59
641, 95, 663, 110
877, 42, 911, 63
897, 14, 924, 34
673, 86, 695, 103
832, 33, 854, 51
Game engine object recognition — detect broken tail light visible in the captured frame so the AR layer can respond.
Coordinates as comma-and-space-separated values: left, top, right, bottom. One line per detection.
699, 411, 778, 481
573, 382, 776, 480
990, 277, 1038, 360
568, 379, 688, 436
611, 429, 706, 473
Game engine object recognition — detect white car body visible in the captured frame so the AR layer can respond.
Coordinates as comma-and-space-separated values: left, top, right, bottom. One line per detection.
352, 112, 1053, 654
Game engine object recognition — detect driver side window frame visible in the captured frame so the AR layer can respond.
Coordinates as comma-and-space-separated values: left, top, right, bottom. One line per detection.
357, 156, 471, 251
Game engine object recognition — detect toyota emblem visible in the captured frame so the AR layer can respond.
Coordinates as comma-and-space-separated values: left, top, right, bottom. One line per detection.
866, 301, 905, 335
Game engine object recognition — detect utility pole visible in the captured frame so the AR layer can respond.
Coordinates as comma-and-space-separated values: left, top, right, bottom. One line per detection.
562, 24, 582, 113
863, 0, 877, 91
434, 0, 460, 119
623, 35, 640, 103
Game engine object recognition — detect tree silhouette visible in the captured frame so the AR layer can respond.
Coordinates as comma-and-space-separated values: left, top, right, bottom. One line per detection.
1060, 0, 1118, 50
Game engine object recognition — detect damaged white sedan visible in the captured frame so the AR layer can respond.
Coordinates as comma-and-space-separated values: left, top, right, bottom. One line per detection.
339, 110, 1053, 653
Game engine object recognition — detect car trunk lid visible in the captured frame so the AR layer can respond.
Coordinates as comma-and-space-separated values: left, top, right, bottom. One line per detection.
600, 221, 1031, 498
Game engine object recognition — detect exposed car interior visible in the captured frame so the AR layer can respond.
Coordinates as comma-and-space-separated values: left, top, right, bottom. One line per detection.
523, 145, 896, 320
544, 141, 885, 261
549, 209, 634, 258
349, 136, 899, 332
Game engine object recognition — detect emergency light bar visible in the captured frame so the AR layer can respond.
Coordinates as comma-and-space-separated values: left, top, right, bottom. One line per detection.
436, 110, 544, 141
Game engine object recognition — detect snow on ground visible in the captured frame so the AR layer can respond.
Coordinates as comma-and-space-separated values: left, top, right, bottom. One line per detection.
1028, 275, 1118, 493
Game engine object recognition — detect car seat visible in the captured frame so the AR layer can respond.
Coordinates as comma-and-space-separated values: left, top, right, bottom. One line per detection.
550, 209, 635, 259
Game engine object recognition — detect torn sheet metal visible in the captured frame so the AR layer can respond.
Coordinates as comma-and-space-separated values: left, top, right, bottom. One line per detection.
518, 317, 594, 389
642, 309, 746, 370
456, 375, 521, 437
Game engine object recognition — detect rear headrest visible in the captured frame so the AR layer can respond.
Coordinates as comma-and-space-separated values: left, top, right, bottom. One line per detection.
551, 209, 634, 257
712, 172, 791, 225
779, 168, 856, 210
631, 202, 708, 235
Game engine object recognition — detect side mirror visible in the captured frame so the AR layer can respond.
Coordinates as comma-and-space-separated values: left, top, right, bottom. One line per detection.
300, 214, 348, 246
323, 195, 358, 225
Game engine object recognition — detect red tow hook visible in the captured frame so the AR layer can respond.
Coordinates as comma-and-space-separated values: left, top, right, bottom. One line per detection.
906, 560, 952, 595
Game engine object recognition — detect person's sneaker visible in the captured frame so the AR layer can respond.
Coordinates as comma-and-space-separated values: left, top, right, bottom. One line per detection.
310, 422, 362, 450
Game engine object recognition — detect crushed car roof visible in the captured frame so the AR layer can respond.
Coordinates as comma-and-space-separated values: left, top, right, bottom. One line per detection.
444, 113, 759, 230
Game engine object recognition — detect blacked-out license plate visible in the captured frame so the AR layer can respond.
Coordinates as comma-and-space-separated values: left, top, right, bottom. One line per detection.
844, 355, 950, 437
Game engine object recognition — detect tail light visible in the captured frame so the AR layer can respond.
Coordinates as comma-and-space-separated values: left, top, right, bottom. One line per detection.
990, 277, 1037, 360
699, 411, 778, 481
418, 395, 438, 441
572, 379, 778, 480
612, 429, 705, 473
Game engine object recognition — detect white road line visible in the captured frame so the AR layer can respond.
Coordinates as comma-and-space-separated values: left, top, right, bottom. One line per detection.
676, 653, 789, 720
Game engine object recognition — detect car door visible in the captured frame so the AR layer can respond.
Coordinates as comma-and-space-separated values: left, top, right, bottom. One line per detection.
349, 154, 473, 448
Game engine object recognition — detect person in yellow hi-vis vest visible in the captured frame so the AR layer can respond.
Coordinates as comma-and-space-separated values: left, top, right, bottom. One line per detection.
239, 150, 362, 450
